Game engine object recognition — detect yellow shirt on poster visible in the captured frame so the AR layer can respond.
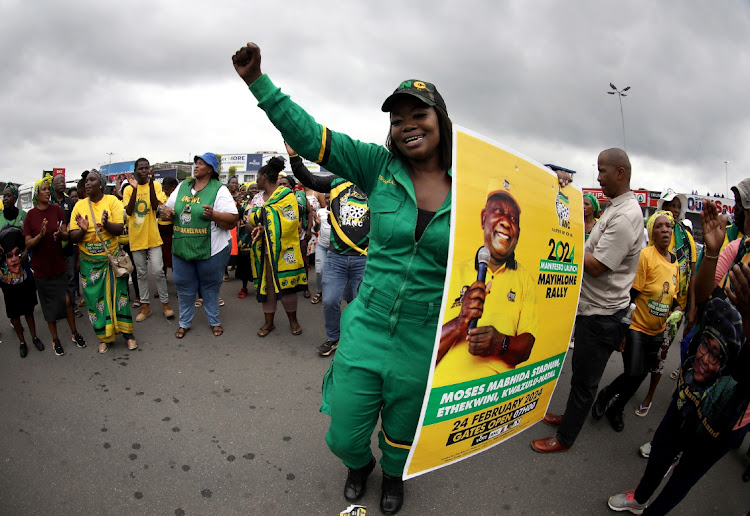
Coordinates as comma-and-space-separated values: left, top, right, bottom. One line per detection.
122, 182, 167, 251
70, 195, 125, 257
433, 258, 539, 387
630, 245, 679, 336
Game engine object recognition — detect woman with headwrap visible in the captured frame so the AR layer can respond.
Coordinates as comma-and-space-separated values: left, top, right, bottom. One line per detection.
23, 175, 87, 356
161, 153, 239, 339
0, 225, 44, 357
582, 192, 600, 241
592, 211, 680, 433
69, 169, 136, 353
235, 182, 255, 299
608, 203, 750, 514
249, 156, 306, 337
0, 183, 27, 230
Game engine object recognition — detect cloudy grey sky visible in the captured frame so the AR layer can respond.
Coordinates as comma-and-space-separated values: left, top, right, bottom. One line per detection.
2, 0, 748, 195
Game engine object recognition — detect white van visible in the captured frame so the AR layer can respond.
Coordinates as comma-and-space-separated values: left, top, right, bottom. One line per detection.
17, 178, 79, 212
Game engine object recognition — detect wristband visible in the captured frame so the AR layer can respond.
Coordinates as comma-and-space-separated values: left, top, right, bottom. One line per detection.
704, 250, 720, 260
499, 335, 510, 356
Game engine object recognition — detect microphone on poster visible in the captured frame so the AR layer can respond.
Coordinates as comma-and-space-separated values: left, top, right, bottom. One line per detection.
468, 246, 491, 331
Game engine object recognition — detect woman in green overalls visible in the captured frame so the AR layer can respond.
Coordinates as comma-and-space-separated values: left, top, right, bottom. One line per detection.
233, 43, 454, 514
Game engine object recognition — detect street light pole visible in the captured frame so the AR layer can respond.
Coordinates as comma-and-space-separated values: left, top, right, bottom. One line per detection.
106, 152, 114, 179
607, 83, 631, 151
725, 160, 729, 197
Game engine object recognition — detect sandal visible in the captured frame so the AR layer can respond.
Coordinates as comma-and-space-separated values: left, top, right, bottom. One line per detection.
304, 290, 311, 298
74, 308, 83, 318
132, 301, 141, 308
311, 293, 322, 304
194, 298, 203, 308
669, 369, 679, 380
238, 288, 248, 299
257, 325, 275, 338
635, 403, 652, 417
291, 325, 303, 336
219, 298, 225, 307
78, 298, 86, 307
98, 342, 108, 354
127, 338, 138, 350
212, 326, 224, 337
175, 327, 190, 339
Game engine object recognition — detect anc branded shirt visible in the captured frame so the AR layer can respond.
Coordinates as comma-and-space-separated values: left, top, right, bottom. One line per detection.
69, 195, 124, 258
630, 245, 679, 336
122, 182, 167, 251
432, 256, 539, 387
329, 178, 369, 256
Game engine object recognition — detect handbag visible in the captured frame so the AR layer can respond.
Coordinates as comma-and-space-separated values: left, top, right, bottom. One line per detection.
88, 199, 134, 277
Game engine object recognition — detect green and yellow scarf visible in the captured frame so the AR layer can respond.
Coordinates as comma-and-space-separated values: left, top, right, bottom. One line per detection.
250, 186, 307, 301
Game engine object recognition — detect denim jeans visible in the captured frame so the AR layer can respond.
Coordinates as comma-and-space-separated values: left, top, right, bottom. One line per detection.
322, 251, 366, 341
315, 243, 328, 295
173, 245, 230, 328
132, 246, 168, 304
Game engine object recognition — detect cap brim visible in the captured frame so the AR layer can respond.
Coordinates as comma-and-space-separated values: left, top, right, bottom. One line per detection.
381, 91, 436, 112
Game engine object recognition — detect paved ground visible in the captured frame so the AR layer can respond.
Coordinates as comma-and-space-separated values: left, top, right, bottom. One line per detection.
0, 271, 748, 515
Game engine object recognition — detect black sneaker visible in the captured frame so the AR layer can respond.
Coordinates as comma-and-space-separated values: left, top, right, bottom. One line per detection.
605, 406, 624, 432
53, 339, 65, 356
32, 337, 45, 351
317, 339, 339, 356
72, 332, 87, 348
19, 342, 28, 358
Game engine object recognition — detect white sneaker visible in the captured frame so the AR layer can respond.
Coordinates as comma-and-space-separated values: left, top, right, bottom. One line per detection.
608, 489, 647, 514
639, 442, 651, 458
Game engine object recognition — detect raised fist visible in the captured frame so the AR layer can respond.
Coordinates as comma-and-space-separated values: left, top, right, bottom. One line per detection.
232, 42, 262, 86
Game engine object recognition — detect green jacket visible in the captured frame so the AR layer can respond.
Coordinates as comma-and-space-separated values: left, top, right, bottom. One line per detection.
250, 75, 452, 307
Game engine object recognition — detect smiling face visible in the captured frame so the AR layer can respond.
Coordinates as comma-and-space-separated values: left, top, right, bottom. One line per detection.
389, 96, 440, 164
248, 184, 259, 197
693, 337, 723, 383
482, 195, 520, 266
5, 246, 22, 274
652, 215, 673, 252
134, 159, 151, 184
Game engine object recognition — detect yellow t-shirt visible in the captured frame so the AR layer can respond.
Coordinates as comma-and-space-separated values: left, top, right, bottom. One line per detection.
433, 258, 539, 387
630, 245, 679, 336
69, 195, 125, 257
122, 182, 167, 251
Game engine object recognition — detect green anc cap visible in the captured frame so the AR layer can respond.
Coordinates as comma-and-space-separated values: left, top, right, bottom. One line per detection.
381, 79, 447, 113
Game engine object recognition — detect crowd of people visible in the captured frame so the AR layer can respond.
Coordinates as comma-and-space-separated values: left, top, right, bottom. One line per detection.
0, 40, 747, 515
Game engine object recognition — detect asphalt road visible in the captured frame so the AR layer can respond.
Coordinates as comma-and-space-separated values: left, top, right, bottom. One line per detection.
0, 271, 748, 515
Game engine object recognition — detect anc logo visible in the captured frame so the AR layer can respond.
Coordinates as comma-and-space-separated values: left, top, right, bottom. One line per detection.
556, 188, 570, 229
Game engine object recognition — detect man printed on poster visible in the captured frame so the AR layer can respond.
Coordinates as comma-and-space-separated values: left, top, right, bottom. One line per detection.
434, 183, 538, 387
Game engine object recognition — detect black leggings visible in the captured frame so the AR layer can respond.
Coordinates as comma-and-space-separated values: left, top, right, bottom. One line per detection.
609, 329, 663, 411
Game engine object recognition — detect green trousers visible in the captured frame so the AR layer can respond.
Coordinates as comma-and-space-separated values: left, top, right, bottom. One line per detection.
321, 282, 439, 477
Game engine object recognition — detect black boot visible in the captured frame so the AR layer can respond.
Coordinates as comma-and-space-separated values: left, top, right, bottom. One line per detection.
344, 457, 375, 502
606, 405, 625, 432
380, 473, 404, 514
592, 385, 612, 420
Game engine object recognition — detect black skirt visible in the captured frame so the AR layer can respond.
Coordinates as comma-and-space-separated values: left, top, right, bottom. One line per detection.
35, 273, 68, 322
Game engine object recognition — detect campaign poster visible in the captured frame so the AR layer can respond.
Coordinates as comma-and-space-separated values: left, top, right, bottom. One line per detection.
403, 127, 583, 479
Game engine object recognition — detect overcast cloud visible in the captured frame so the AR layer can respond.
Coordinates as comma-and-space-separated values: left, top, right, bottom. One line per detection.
2, 0, 748, 195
